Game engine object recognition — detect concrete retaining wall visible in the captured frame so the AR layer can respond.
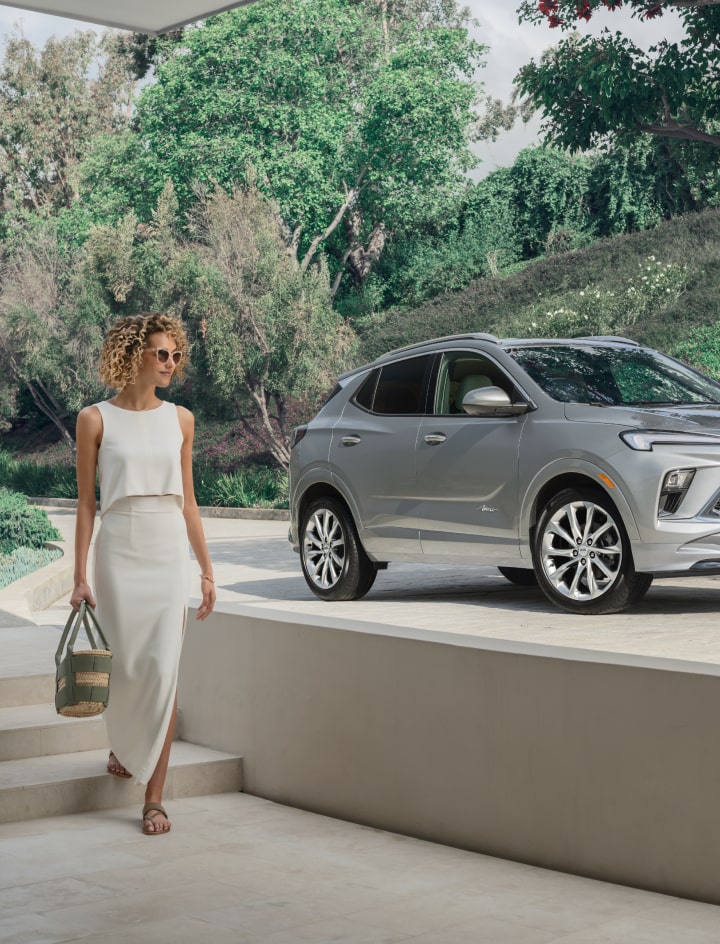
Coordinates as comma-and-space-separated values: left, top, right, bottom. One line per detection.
179, 602, 720, 904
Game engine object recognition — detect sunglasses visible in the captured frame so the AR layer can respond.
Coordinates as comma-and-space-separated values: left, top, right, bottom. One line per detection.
146, 347, 183, 366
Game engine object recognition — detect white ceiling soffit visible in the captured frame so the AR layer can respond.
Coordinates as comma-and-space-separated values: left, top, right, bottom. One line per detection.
0, 0, 257, 34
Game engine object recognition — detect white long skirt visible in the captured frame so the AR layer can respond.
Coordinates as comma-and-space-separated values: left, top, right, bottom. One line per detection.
93, 495, 189, 785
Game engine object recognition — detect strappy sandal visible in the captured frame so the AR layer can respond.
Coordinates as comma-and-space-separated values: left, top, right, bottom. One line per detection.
142, 802, 171, 836
107, 752, 132, 779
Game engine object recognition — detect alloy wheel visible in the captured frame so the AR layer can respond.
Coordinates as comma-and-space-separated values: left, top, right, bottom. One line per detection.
540, 498, 622, 601
302, 507, 346, 590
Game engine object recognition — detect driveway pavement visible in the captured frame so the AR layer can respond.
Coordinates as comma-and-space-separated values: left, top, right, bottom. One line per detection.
43, 508, 720, 666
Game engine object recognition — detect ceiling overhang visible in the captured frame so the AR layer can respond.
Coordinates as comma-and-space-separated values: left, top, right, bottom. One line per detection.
0, 0, 256, 34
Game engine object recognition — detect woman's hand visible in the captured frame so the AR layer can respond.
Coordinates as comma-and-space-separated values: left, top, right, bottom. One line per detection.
196, 575, 216, 621
70, 581, 96, 611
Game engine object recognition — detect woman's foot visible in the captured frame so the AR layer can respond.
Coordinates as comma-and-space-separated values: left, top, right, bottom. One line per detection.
107, 752, 132, 779
142, 802, 171, 835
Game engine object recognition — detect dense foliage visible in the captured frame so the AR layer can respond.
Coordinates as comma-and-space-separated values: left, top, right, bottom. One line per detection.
0, 488, 61, 554
85, 0, 489, 300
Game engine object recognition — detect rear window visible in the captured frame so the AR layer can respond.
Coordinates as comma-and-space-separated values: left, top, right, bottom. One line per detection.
353, 355, 432, 414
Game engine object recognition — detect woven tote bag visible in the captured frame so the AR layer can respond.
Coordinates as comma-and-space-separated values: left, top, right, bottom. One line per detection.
55, 601, 112, 717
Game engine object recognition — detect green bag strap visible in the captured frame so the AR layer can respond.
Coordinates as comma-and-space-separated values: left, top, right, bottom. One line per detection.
81, 602, 110, 652
55, 602, 110, 668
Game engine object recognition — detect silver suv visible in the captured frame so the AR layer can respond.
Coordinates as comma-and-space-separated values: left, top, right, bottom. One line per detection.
289, 334, 720, 614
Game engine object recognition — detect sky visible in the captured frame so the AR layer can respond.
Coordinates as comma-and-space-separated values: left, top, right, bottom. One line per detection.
0, 0, 687, 176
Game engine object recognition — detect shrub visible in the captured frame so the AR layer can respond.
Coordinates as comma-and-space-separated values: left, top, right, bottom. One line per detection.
193, 465, 288, 509
0, 489, 61, 555
672, 322, 720, 380
518, 258, 689, 339
0, 545, 62, 589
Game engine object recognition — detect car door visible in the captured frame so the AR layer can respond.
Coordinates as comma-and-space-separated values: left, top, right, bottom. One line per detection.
329, 353, 432, 560
416, 350, 527, 562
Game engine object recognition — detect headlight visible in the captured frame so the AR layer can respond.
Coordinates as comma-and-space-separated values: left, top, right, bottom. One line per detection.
659, 468, 696, 516
620, 429, 720, 451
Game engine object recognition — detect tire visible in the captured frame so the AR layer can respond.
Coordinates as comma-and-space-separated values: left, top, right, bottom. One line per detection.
300, 497, 377, 601
498, 566, 538, 586
532, 487, 653, 615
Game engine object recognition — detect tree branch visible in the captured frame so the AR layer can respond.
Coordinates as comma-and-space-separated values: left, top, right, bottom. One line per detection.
638, 100, 720, 147
299, 168, 369, 274
639, 123, 720, 146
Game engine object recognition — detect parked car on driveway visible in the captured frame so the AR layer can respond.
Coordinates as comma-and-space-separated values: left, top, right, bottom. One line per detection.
289, 333, 720, 614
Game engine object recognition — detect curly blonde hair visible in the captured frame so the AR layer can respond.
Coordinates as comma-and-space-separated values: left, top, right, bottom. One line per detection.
98, 313, 189, 389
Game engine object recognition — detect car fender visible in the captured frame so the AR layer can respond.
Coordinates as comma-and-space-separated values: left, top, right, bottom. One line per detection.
290, 465, 368, 549
519, 457, 642, 549
289, 463, 337, 547
327, 469, 367, 539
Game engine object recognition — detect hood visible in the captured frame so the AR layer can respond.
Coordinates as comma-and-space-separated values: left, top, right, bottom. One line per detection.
564, 402, 720, 434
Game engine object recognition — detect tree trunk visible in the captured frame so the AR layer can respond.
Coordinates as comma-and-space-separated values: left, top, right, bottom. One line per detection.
244, 383, 292, 469
345, 211, 387, 285
25, 379, 76, 456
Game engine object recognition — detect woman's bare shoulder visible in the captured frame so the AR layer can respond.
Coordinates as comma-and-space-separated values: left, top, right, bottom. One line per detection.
77, 404, 103, 427
76, 404, 103, 445
175, 404, 195, 432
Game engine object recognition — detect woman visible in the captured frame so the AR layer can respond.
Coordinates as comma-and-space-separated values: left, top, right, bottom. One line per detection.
71, 312, 216, 836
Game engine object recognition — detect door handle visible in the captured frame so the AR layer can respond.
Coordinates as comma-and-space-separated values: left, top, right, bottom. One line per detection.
341, 435, 362, 446
424, 433, 447, 445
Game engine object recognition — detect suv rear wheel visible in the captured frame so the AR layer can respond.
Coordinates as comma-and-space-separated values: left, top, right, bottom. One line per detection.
533, 487, 652, 615
300, 497, 377, 601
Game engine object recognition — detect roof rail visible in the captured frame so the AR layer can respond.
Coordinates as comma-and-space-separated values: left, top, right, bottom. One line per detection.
503, 336, 640, 347
378, 332, 500, 362
574, 335, 639, 346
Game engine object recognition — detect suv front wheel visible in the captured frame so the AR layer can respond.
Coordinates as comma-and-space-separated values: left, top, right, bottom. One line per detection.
533, 487, 652, 615
300, 497, 377, 601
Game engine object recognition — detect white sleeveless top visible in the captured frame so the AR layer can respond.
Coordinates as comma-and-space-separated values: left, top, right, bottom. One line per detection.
95, 400, 185, 515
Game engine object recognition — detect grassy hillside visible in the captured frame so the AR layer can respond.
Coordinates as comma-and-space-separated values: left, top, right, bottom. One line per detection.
358, 207, 720, 364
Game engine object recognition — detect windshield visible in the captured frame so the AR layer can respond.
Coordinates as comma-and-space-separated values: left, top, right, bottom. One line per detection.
506, 345, 720, 407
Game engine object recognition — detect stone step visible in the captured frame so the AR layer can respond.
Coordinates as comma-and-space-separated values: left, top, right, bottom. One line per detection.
0, 704, 186, 762
0, 742, 243, 824
0, 703, 108, 762
0, 673, 55, 709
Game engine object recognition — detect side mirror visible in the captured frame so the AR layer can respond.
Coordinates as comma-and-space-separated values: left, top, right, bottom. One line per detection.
461, 386, 529, 417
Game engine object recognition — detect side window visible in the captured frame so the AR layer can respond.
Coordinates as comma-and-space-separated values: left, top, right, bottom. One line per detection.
354, 370, 378, 411
433, 352, 510, 415
354, 355, 431, 415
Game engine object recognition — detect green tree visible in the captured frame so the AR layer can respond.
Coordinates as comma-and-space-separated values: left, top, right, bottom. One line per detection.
85, 180, 355, 468
91, 0, 488, 297
183, 182, 355, 467
515, 1, 720, 156
506, 146, 594, 256
0, 217, 109, 450
369, 169, 523, 309
0, 29, 136, 220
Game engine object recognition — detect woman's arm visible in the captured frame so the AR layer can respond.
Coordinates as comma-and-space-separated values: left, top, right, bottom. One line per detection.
71, 406, 102, 610
178, 406, 216, 621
